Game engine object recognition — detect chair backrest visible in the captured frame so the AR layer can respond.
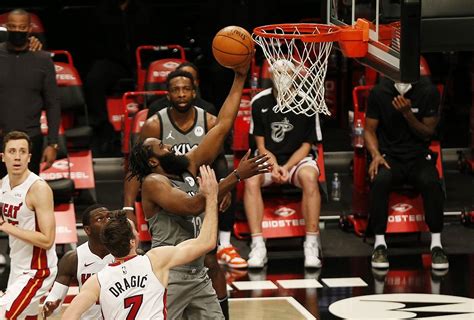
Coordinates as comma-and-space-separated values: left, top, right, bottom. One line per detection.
232, 89, 253, 152
130, 109, 149, 150
54, 61, 86, 112
144, 58, 187, 92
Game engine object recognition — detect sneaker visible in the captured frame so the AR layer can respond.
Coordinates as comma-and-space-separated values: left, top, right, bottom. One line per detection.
225, 268, 248, 284
303, 241, 322, 268
371, 245, 389, 269
431, 247, 449, 270
217, 246, 248, 269
247, 243, 267, 268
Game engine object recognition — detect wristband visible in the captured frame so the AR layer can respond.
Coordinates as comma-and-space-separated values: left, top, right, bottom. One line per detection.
232, 170, 241, 182
122, 207, 134, 211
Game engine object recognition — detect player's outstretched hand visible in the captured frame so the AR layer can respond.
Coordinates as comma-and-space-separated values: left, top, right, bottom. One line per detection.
198, 165, 218, 199
232, 49, 254, 77
236, 149, 272, 180
42, 299, 61, 318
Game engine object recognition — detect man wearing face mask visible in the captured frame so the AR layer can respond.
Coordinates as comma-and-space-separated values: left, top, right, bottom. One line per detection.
365, 73, 448, 271
0, 9, 60, 177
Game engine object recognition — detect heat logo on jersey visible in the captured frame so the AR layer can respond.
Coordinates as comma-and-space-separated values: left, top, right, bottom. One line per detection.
271, 118, 294, 143
1, 202, 23, 225
171, 143, 198, 155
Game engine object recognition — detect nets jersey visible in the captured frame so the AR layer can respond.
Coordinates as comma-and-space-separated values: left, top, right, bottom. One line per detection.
0, 172, 57, 271
157, 106, 208, 155
76, 241, 114, 320
98, 255, 166, 320
148, 171, 204, 268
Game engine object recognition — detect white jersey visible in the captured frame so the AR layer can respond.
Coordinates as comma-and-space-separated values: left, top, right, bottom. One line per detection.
76, 241, 114, 320
0, 172, 57, 271
97, 255, 166, 320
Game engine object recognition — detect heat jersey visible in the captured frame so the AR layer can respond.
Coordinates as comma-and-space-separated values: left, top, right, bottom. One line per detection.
157, 106, 208, 155
76, 241, 114, 319
97, 255, 166, 320
0, 172, 57, 271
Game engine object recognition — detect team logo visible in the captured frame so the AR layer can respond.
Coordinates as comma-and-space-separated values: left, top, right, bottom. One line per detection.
194, 126, 204, 137
122, 266, 127, 275
329, 293, 474, 319
166, 131, 175, 140
271, 118, 294, 143
185, 176, 195, 187
391, 203, 413, 213
273, 207, 296, 217
52, 160, 72, 170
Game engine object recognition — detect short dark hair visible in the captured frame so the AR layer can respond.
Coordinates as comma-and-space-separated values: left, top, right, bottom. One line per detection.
3, 131, 32, 152
100, 210, 134, 258
82, 203, 108, 226
177, 62, 199, 78
166, 70, 195, 90
9, 9, 31, 24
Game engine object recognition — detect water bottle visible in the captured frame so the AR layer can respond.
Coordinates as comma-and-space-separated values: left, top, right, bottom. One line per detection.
250, 72, 259, 97
352, 119, 364, 148
331, 173, 341, 202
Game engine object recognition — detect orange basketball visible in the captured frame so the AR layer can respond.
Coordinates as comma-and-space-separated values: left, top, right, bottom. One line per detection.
212, 26, 254, 68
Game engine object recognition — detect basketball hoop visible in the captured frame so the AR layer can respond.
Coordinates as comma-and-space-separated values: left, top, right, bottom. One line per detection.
253, 22, 368, 116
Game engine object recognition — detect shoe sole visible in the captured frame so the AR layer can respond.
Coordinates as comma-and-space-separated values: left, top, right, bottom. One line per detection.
432, 262, 449, 270
371, 261, 389, 269
218, 258, 249, 269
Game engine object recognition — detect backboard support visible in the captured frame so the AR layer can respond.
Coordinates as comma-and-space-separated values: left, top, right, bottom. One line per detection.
327, 0, 421, 83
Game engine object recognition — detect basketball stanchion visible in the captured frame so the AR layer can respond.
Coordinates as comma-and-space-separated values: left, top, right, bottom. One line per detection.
252, 20, 368, 116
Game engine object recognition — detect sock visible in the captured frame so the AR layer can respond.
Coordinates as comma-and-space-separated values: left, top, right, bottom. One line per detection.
430, 233, 442, 250
219, 231, 231, 248
374, 234, 387, 249
305, 231, 320, 247
219, 296, 229, 320
251, 234, 264, 247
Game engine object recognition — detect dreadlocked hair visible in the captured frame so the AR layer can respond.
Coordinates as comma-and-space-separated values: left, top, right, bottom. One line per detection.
128, 140, 153, 182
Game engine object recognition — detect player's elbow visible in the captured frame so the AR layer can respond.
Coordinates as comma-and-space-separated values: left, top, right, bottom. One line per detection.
41, 236, 56, 250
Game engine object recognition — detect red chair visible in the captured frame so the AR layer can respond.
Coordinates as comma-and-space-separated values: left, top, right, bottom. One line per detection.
232, 89, 328, 239
136, 44, 186, 91
342, 84, 445, 236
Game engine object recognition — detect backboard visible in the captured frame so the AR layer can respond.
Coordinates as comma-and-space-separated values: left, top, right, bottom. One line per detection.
327, 0, 421, 83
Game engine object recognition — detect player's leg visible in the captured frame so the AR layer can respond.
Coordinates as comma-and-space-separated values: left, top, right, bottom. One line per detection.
291, 159, 322, 268
183, 268, 225, 320
205, 252, 229, 319
243, 173, 268, 268
166, 269, 195, 319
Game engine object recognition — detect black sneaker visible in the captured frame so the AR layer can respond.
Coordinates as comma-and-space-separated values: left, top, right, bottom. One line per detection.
431, 246, 449, 270
371, 245, 389, 269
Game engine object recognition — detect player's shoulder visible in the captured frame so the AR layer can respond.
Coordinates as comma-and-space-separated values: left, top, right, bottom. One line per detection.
251, 87, 273, 107
30, 178, 52, 193
142, 173, 171, 188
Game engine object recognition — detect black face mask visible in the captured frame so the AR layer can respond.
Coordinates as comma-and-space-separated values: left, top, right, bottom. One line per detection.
7, 31, 29, 48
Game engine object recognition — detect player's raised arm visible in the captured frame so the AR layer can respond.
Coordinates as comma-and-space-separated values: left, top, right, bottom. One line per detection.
187, 51, 252, 171
61, 275, 100, 320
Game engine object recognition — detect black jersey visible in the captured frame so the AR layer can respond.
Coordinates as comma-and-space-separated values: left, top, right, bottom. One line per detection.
250, 88, 317, 164
366, 76, 440, 160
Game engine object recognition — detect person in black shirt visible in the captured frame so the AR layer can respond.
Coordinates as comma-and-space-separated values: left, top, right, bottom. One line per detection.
0, 9, 60, 176
147, 62, 217, 117
244, 79, 323, 269
365, 75, 448, 270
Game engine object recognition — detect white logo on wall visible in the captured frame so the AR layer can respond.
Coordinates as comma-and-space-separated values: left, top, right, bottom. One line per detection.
194, 126, 204, 137
392, 203, 413, 213
52, 160, 72, 170
185, 176, 195, 187
329, 293, 474, 319
271, 117, 293, 143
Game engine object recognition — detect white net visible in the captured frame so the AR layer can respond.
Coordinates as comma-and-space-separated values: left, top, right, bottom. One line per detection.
253, 24, 339, 116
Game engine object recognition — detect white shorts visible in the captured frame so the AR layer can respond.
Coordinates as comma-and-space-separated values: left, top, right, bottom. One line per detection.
262, 156, 319, 188
0, 267, 57, 319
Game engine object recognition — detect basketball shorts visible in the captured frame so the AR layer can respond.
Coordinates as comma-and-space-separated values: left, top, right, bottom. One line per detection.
0, 267, 57, 319
167, 266, 224, 320
262, 156, 319, 188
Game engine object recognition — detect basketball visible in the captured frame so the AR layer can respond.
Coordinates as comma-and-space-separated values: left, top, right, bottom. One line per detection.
212, 26, 254, 68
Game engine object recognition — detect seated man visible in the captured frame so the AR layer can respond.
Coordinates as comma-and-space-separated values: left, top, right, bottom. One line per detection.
244, 74, 322, 269
365, 75, 448, 270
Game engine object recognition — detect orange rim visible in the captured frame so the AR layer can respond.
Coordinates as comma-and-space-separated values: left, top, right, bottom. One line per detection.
253, 23, 341, 43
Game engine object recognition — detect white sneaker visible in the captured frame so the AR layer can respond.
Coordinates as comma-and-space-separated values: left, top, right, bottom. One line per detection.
247, 243, 267, 268
304, 241, 322, 268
